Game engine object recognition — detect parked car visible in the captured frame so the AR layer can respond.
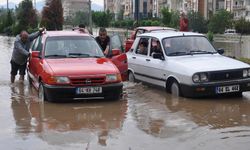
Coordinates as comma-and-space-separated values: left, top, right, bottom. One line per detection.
124, 26, 176, 52
127, 32, 250, 98
224, 29, 237, 35
27, 31, 127, 102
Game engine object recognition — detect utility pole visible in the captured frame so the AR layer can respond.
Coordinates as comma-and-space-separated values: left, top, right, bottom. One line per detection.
34, 0, 36, 10
7, 0, 9, 11
89, 0, 93, 34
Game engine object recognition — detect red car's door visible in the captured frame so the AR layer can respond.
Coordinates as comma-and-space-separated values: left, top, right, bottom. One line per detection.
28, 36, 43, 88
108, 34, 128, 81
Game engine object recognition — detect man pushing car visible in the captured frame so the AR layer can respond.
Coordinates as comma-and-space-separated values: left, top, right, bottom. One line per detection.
10, 27, 44, 83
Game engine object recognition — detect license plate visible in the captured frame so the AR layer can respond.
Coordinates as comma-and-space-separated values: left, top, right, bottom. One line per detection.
76, 87, 102, 94
216, 85, 240, 94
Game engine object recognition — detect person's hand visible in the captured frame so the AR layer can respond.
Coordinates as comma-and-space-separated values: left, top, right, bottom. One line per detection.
39, 27, 45, 34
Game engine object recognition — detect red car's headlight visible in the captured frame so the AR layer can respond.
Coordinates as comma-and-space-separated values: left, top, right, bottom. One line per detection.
47, 76, 70, 84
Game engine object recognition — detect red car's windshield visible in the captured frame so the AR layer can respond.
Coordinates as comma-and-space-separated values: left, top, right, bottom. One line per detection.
44, 36, 104, 58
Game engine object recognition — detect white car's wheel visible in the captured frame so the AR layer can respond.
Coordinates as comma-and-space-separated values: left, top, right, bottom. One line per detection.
38, 83, 46, 101
171, 81, 181, 97
128, 71, 136, 82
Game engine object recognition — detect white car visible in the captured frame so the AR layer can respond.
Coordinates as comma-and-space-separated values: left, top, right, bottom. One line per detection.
127, 32, 250, 98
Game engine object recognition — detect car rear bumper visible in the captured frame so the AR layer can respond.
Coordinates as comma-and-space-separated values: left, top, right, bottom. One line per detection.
43, 82, 123, 101
180, 79, 250, 98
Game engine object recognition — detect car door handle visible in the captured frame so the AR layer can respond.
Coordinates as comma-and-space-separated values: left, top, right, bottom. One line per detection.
146, 59, 150, 61
132, 56, 136, 59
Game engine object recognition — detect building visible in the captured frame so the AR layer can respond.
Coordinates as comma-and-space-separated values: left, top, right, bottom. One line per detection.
225, 0, 250, 20
104, 0, 250, 21
62, 0, 89, 21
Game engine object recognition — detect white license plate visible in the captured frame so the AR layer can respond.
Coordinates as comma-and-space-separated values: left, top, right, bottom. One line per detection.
76, 87, 102, 94
216, 85, 240, 94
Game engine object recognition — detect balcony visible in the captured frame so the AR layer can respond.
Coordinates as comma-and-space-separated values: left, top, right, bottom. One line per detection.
233, 5, 246, 10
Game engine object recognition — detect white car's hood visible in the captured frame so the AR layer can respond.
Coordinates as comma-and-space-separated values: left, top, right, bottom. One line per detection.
169, 54, 250, 74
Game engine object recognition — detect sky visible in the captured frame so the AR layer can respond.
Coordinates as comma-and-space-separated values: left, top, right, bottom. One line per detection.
0, 0, 104, 6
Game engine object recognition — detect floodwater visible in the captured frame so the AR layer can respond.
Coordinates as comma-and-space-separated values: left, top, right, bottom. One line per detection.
1, 35, 250, 150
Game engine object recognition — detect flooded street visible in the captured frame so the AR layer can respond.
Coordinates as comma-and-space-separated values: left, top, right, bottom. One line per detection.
1, 35, 250, 150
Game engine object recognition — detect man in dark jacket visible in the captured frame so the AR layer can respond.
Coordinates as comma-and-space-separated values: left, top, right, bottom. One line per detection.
95, 27, 110, 55
10, 28, 44, 83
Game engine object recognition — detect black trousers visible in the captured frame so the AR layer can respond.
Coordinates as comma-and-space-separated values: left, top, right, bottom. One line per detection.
10, 60, 27, 76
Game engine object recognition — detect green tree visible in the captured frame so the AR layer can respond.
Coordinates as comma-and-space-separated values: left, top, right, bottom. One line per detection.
72, 11, 89, 27
41, 0, 63, 30
161, 7, 171, 26
92, 10, 112, 27
235, 18, 250, 34
188, 11, 208, 33
15, 0, 38, 33
208, 10, 233, 34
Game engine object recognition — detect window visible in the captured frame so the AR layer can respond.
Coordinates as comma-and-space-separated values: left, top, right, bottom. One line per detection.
31, 36, 42, 52
136, 37, 149, 56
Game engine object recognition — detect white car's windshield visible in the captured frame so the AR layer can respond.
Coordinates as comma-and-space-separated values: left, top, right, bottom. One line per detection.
163, 36, 217, 56
44, 36, 104, 58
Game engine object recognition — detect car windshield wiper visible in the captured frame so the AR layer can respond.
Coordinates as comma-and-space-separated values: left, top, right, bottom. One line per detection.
167, 51, 188, 56
68, 53, 90, 58
45, 54, 67, 58
90, 55, 103, 58
189, 50, 215, 55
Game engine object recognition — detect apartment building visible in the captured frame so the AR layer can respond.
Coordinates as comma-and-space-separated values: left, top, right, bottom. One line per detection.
225, 0, 250, 20
104, 0, 250, 21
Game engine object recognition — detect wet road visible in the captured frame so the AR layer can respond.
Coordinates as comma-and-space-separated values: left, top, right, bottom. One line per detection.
1, 35, 250, 150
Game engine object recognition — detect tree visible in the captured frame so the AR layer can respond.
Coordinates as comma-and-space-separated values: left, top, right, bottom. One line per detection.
15, 0, 38, 33
235, 18, 250, 35
161, 7, 171, 26
72, 11, 89, 27
188, 11, 208, 33
92, 10, 112, 27
208, 10, 233, 34
41, 0, 63, 30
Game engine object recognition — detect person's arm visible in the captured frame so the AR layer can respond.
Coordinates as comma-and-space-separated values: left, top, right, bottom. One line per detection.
103, 36, 110, 55
28, 28, 45, 41
14, 41, 30, 56
28, 31, 40, 41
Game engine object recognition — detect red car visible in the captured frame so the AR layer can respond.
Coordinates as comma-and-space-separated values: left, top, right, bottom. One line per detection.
124, 26, 176, 52
27, 31, 127, 102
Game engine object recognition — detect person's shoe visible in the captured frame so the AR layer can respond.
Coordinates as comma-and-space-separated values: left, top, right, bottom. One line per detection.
11, 75, 15, 83
19, 75, 24, 81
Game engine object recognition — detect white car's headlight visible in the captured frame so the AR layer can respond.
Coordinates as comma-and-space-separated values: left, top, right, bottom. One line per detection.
106, 74, 121, 82
200, 73, 208, 82
192, 74, 200, 82
192, 73, 208, 83
248, 69, 250, 77
54, 76, 70, 83
243, 69, 248, 78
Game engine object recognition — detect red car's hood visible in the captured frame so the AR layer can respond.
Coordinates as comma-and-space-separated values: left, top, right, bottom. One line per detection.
45, 58, 118, 76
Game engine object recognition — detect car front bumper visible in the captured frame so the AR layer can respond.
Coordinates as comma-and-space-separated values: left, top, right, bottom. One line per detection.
43, 82, 123, 101
180, 79, 250, 98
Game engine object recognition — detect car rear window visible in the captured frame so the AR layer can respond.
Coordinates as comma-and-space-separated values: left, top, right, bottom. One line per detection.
44, 36, 104, 58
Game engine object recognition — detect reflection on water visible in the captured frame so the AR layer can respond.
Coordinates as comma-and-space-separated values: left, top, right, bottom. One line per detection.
127, 83, 250, 139
10, 82, 128, 146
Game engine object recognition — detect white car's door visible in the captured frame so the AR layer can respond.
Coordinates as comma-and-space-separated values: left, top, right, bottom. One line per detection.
129, 37, 152, 81
141, 38, 166, 87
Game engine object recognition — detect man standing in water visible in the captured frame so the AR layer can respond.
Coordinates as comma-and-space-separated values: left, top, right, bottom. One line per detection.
10, 28, 44, 83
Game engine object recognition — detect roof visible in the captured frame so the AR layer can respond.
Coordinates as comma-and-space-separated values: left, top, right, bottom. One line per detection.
137, 32, 204, 40
43, 30, 90, 37
136, 26, 176, 31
